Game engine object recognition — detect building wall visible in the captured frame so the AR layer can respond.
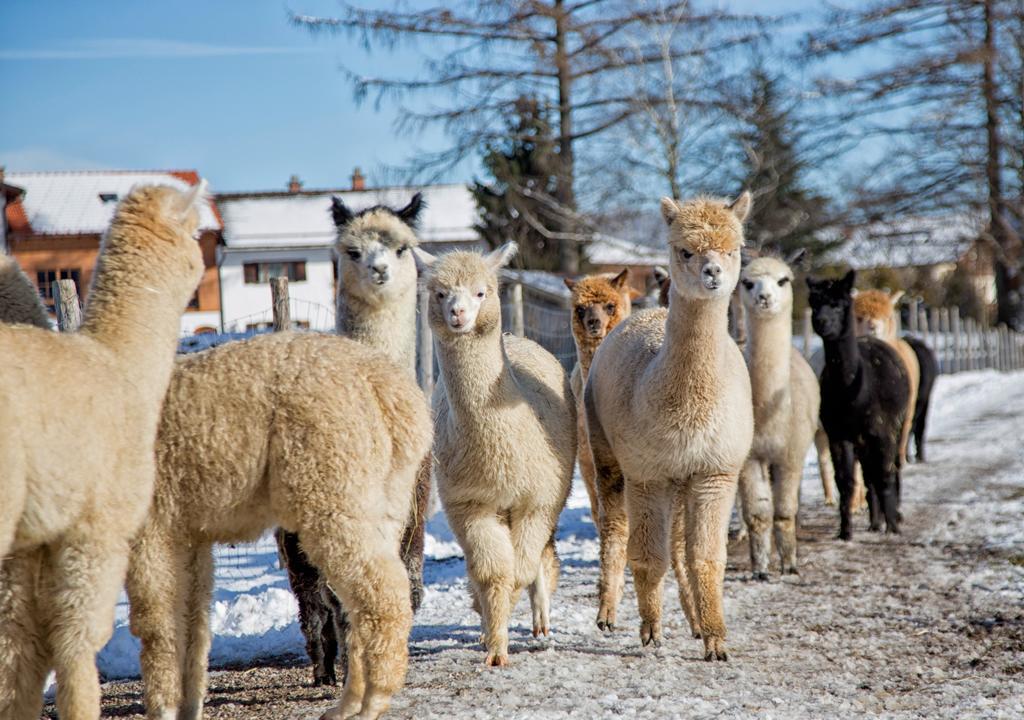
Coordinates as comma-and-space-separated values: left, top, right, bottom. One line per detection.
218, 246, 336, 331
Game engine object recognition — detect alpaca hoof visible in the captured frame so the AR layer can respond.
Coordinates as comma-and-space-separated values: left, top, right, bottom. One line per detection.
752, 571, 769, 582
639, 621, 661, 647
782, 566, 799, 576
532, 624, 550, 638
868, 523, 882, 533
837, 529, 852, 541
886, 525, 901, 535
691, 629, 702, 639
597, 619, 615, 632
703, 636, 728, 662
485, 653, 509, 667
824, 498, 836, 507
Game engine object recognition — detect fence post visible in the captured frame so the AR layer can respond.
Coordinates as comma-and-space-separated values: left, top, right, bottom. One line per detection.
801, 307, 813, 359
951, 310, 962, 373
510, 282, 525, 337
938, 308, 950, 373
968, 318, 979, 371
928, 308, 940, 359
52, 279, 82, 332
417, 286, 434, 396
907, 298, 918, 334
998, 324, 1008, 371
981, 323, 991, 369
270, 277, 290, 332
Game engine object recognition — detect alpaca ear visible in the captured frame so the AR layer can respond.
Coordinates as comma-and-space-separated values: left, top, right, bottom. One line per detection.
485, 241, 518, 271
785, 248, 807, 268
729, 191, 752, 223
660, 197, 680, 226
652, 266, 669, 283
331, 196, 354, 228
840, 269, 856, 292
628, 287, 643, 300
563, 277, 577, 290
610, 268, 630, 289
889, 290, 904, 305
397, 192, 426, 228
178, 179, 208, 220
740, 247, 756, 267
412, 247, 437, 273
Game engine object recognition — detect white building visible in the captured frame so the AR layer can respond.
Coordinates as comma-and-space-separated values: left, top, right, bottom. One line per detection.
215, 177, 482, 332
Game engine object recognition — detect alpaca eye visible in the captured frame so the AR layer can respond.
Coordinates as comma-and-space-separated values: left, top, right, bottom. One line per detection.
680, 249, 693, 260
576, 307, 586, 320
346, 249, 361, 261
476, 291, 485, 299
778, 277, 790, 286
436, 291, 446, 300
742, 280, 754, 290
396, 245, 409, 257
605, 303, 615, 314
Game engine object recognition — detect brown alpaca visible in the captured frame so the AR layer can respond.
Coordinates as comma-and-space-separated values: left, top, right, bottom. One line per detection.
586, 193, 754, 660
564, 269, 633, 521
0, 184, 205, 719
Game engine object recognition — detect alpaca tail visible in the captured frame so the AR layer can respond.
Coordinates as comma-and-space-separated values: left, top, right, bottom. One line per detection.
0, 255, 52, 329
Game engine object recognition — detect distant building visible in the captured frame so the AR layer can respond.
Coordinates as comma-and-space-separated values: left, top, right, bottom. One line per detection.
214, 171, 482, 332
2, 169, 223, 334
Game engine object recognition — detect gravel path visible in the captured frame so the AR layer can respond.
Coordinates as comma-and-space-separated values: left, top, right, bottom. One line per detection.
50, 371, 1024, 719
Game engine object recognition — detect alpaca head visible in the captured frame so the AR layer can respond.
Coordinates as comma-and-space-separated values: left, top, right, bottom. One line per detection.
806, 270, 856, 341
332, 193, 424, 307
103, 182, 206, 303
740, 256, 795, 319
853, 289, 902, 341
564, 269, 632, 346
659, 192, 750, 302
417, 242, 517, 339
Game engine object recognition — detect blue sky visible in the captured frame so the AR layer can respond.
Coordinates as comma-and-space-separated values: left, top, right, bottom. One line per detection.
1, 0, 829, 194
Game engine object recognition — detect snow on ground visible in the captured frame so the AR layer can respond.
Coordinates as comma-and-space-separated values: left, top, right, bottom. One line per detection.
62, 370, 1024, 718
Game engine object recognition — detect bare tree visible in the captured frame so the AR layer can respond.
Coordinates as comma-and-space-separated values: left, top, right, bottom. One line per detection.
806, 0, 1024, 327
292, 0, 769, 272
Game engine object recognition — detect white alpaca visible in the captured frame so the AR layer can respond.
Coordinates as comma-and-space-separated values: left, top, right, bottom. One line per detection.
0, 183, 205, 719
418, 243, 575, 666
737, 255, 820, 578
586, 193, 754, 660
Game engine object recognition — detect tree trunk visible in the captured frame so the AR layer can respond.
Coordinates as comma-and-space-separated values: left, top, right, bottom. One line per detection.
554, 0, 579, 274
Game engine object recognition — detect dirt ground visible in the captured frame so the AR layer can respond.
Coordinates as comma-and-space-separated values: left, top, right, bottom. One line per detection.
46, 372, 1024, 719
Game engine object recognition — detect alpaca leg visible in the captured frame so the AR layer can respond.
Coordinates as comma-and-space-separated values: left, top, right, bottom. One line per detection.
863, 450, 902, 534
47, 533, 130, 720
625, 483, 671, 647
277, 529, 334, 686
685, 474, 738, 661
308, 523, 412, 720
180, 543, 214, 720
400, 457, 432, 614
851, 461, 868, 513
323, 585, 348, 686
830, 440, 856, 540
913, 397, 930, 462
127, 531, 189, 719
814, 426, 835, 506
738, 459, 772, 580
0, 551, 50, 720
594, 468, 628, 632
771, 462, 801, 575
670, 488, 700, 639
527, 539, 559, 638
577, 414, 600, 523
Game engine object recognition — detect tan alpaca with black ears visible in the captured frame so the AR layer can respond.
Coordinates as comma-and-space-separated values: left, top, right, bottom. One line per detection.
738, 255, 820, 578
564, 269, 633, 522
586, 193, 754, 660
0, 184, 205, 720
854, 289, 920, 467
420, 242, 574, 667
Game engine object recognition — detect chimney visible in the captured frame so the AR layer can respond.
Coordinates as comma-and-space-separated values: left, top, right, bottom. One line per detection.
351, 167, 365, 191
288, 174, 303, 193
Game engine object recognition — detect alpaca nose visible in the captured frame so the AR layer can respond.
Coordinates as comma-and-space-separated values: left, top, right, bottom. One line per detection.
703, 263, 722, 287
371, 261, 389, 276
758, 292, 770, 305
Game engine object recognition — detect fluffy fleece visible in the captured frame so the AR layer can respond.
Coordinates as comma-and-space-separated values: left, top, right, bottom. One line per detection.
853, 289, 921, 467
421, 243, 575, 666
125, 332, 432, 720
738, 256, 821, 578
585, 193, 754, 661
277, 193, 430, 688
0, 255, 51, 329
0, 184, 205, 719
808, 271, 909, 540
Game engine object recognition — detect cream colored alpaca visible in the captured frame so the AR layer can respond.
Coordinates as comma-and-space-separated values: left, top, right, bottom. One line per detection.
586, 193, 754, 660
419, 243, 574, 667
0, 184, 205, 720
126, 333, 431, 720
0, 255, 51, 329
738, 256, 820, 578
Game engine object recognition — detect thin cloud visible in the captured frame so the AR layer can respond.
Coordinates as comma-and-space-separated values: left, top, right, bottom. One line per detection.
0, 38, 320, 61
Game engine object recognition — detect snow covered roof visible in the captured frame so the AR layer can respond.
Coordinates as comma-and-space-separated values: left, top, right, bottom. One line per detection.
584, 233, 668, 267
216, 184, 479, 250
501, 269, 571, 300
822, 214, 983, 270
4, 170, 221, 235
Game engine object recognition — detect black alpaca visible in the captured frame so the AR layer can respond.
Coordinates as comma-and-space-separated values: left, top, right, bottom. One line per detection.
807, 270, 910, 539
903, 335, 939, 462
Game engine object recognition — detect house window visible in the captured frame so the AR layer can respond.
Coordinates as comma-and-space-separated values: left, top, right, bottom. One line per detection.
36, 269, 81, 303
99, 193, 118, 203
188, 291, 200, 309
243, 261, 307, 284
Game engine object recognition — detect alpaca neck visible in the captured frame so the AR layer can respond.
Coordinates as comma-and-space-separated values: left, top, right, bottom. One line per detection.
80, 274, 182, 388
337, 285, 417, 376
746, 313, 792, 420
652, 293, 730, 402
573, 335, 601, 381
822, 317, 860, 387
435, 326, 508, 426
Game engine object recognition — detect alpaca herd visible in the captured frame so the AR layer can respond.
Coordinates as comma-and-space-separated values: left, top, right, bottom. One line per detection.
0, 184, 945, 719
